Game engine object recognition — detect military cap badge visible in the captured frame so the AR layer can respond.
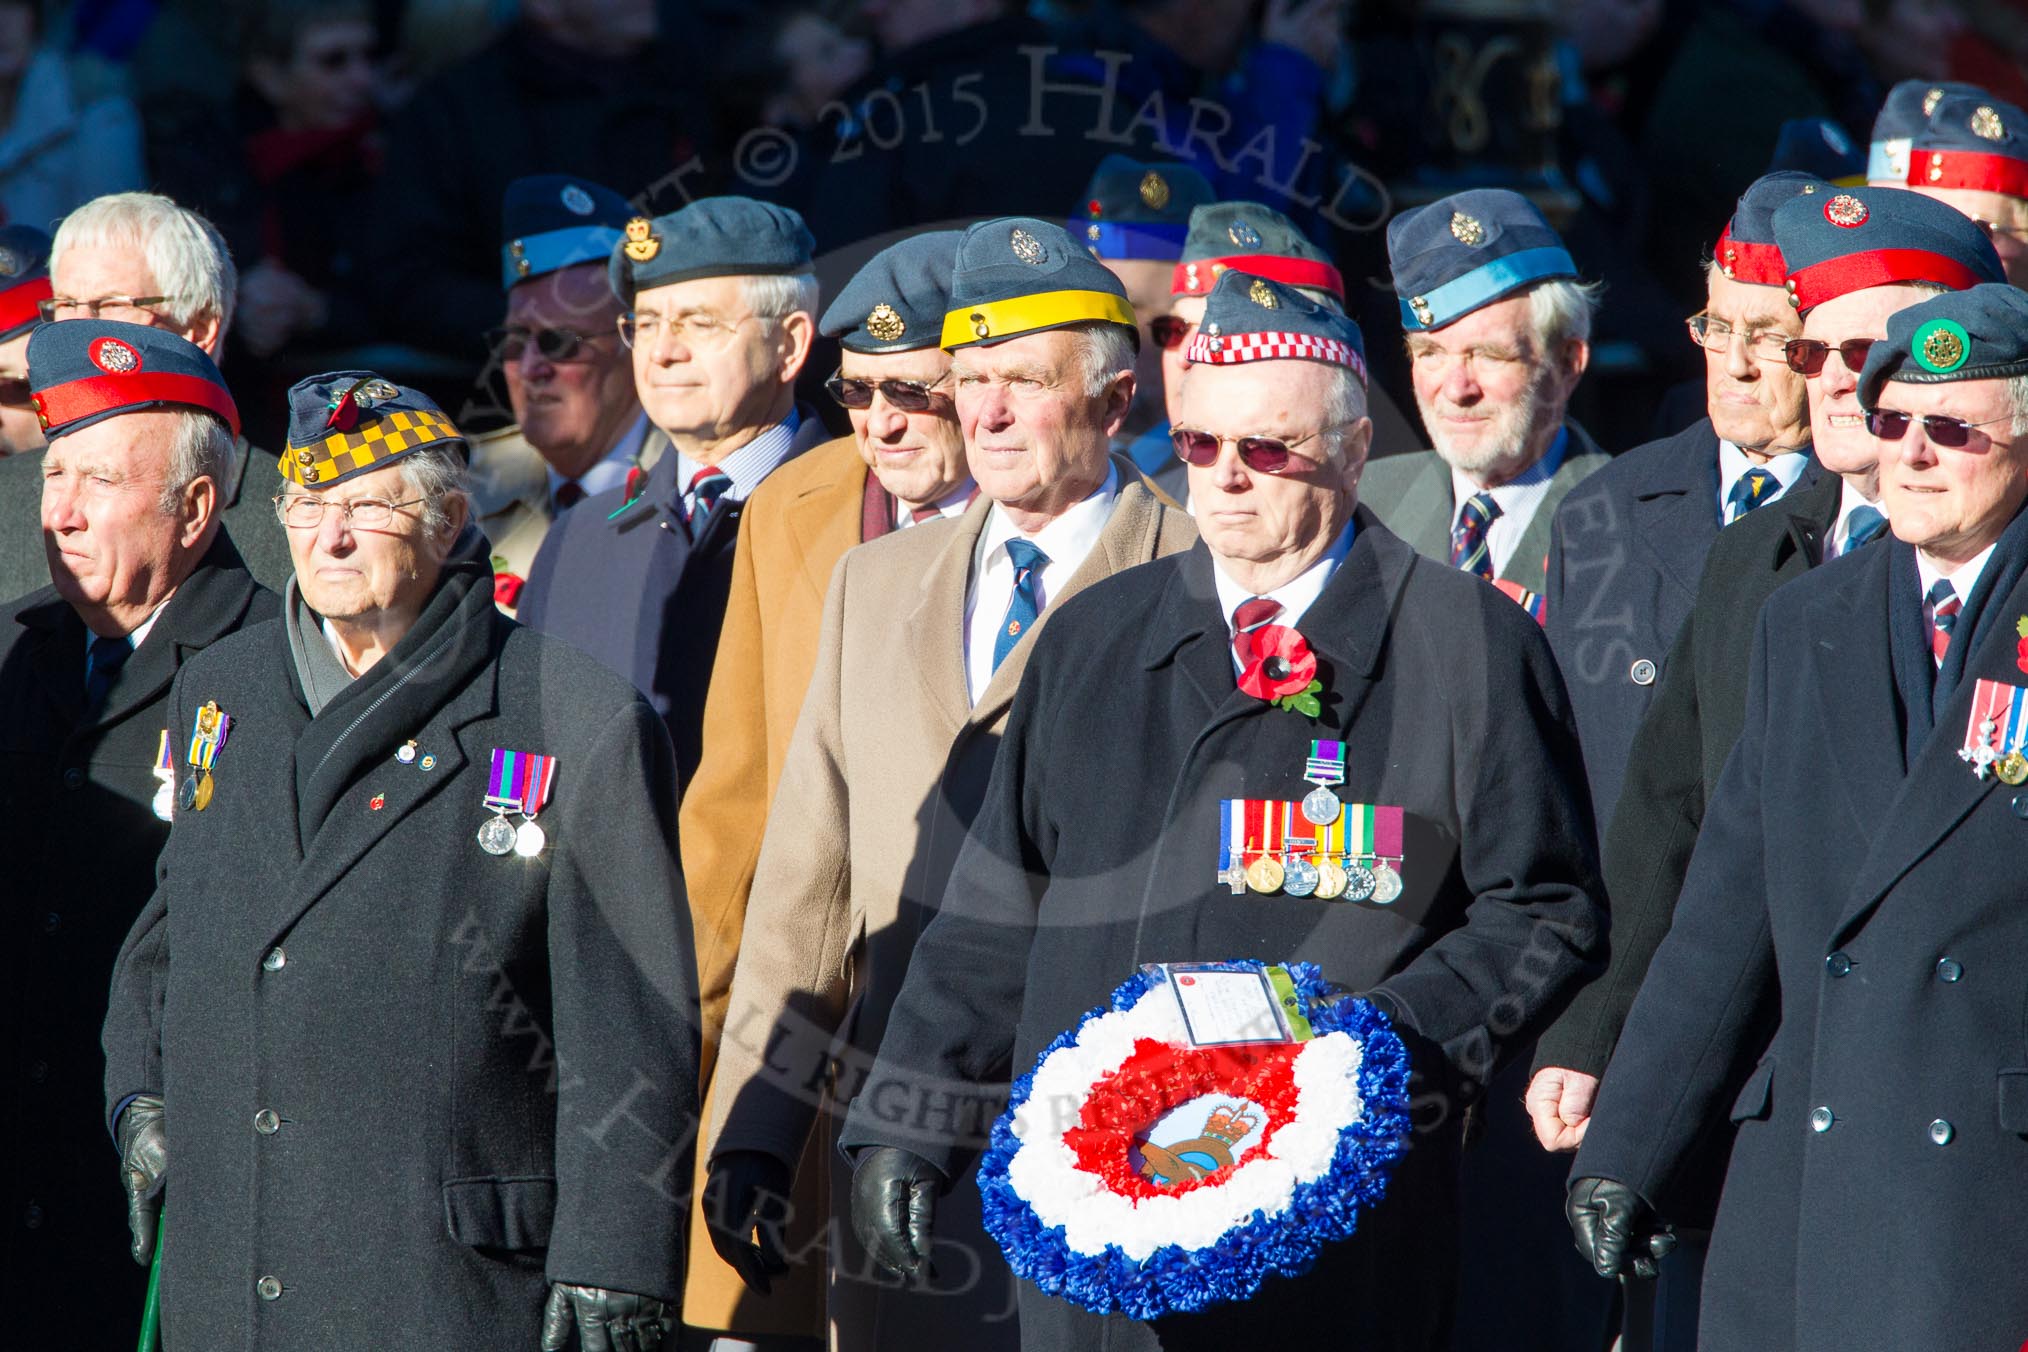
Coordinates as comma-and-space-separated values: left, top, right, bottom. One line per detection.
89, 337, 140, 374
1924, 86, 1948, 116
561, 184, 595, 216
1913, 317, 1970, 372
1227, 221, 1262, 249
1972, 106, 2007, 142
865, 303, 906, 342
622, 217, 660, 263
1449, 212, 1486, 246
1010, 228, 1046, 265
1248, 278, 1279, 309
1139, 170, 1170, 210
1824, 194, 1869, 228
0, 247, 21, 278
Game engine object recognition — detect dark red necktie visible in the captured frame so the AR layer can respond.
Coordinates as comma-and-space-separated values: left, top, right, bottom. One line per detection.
553, 481, 586, 512
1231, 596, 1283, 668
910, 504, 942, 524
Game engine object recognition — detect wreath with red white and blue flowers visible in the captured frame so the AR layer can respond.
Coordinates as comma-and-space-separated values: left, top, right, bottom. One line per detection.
976, 962, 1411, 1319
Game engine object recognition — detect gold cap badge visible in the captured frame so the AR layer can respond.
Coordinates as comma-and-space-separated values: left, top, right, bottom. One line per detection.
1924, 87, 1947, 116
1972, 106, 2006, 142
866, 303, 906, 342
1010, 228, 1045, 264
1450, 212, 1485, 246
622, 217, 660, 263
1139, 170, 1170, 210
1248, 278, 1278, 308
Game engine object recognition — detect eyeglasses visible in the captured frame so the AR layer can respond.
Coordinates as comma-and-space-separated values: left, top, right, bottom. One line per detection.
274, 494, 425, 530
0, 376, 31, 407
1783, 336, 1876, 376
1863, 409, 2014, 447
1686, 314, 1793, 363
1169, 423, 1342, 474
1149, 316, 1192, 350
1972, 218, 2028, 245
824, 369, 947, 412
618, 310, 761, 351
486, 324, 606, 364
38, 294, 177, 322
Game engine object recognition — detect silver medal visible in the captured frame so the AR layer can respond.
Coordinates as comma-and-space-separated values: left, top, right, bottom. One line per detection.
1370, 861, 1403, 904
1283, 855, 1321, 897
176, 776, 199, 813
477, 814, 517, 855
1300, 786, 1341, 825
513, 819, 546, 857
1341, 863, 1377, 903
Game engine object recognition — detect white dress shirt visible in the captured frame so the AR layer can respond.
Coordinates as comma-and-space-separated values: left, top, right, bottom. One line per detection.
1828, 480, 1888, 560
545, 411, 652, 509
962, 465, 1118, 704
1212, 520, 1356, 673
1918, 540, 1998, 664
1715, 439, 1811, 524
674, 406, 804, 517
1448, 427, 1566, 577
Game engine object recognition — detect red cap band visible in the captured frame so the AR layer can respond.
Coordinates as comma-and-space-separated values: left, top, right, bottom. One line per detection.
1714, 225, 1787, 286
1784, 248, 1989, 313
0, 277, 49, 338
1908, 150, 2028, 199
1171, 254, 1346, 299
33, 372, 241, 437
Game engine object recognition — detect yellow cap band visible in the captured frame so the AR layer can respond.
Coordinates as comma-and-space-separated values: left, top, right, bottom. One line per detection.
279, 409, 461, 488
941, 289, 1136, 349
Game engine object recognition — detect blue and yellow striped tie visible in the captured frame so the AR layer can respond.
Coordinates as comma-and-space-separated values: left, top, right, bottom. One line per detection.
1450, 492, 1501, 580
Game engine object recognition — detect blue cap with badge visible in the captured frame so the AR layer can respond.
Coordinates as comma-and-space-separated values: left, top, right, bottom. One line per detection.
608, 195, 815, 306
1858, 283, 2028, 408
1387, 188, 1578, 332
1904, 89, 2028, 202
821, 231, 962, 354
0, 223, 51, 342
28, 319, 237, 439
1182, 269, 1366, 383
1716, 171, 1831, 285
1071, 156, 1215, 262
941, 217, 1137, 351
278, 371, 463, 488
500, 175, 632, 291
1868, 81, 1986, 182
1172, 201, 1343, 301
1771, 184, 2003, 313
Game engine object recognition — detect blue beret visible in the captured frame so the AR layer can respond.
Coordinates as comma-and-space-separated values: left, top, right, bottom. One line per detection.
941, 217, 1136, 351
1768, 118, 1863, 185
1858, 283, 2028, 408
821, 231, 961, 354
1868, 81, 1987, 181
1182, 269, 1367, 383
279, 371, 462, 489
1070, 156, 1215, 262
607, 196, 815, 305
1906, 89, 2028, 199
1173, 201, 1343, 299
0, 223, 52, 342
501, 174, 632, 291
1387, 188, 1578, 331
1716, 172, 1831, 285
28, 319, 237, 440
1771, 185, 2003, 313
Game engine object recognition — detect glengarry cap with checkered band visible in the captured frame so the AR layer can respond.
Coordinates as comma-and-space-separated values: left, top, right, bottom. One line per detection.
1072, 156, 1215, 263
941, 217, 1137, 351
28, 318, 238, 440
607, 195, 815, 306
820, 230, 962, 354
0, 223, 52, 342
1770, 184, 2003, 314
1858, 283, 2028, 408
1183, 269, 1367, 383
501, 174, 633, 291
1716, 172, 1831, 285
1172, 201, 1344, 301
1905, 89, 2028, 202
1388, 188, 1578, 332
1868, 80, 1986, 183
279, 370, 462, 488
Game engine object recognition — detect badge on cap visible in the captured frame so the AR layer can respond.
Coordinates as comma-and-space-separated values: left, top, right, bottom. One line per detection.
1010, 228, 1045, 265
866, 303, 906, 341
1228, 221, 1262, 249
1824, 194, 1868, 228
1140, 171, 1170, 210
88, 337, 140, 374
623, 217, 660, 263
361, 378, 400, 400
1972, 106, 2006, 142
0, 246, 21, 278
1924, 86, 1948, 116
1248, 278, 1279, 309
1449, 212, 1486, 246
1913, 317, 1970, 372
561, 184, 595, 216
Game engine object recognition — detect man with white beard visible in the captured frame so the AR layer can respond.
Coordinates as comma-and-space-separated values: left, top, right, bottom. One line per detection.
1359, 188, 1608, 617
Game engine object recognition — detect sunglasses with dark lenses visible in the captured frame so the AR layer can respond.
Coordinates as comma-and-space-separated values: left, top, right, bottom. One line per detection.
824, 371, 945, 412
1863, 409, 2014, 446
1783, 337, 1877, 376
1170, 425, 1335, 474
1149, 316, 1192, 350
486, 326, 602, 363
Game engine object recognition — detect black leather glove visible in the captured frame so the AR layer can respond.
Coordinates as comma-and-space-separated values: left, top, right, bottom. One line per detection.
704, 1150, 793, 1294
1567, 1176, 1676, 1279
115, 1094, 167, 1267
850, 1146, 944, 1280
539, 1283, 672, 1352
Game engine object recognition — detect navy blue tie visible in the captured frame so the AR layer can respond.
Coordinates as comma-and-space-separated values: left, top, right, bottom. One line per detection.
83, 633, 133, 713
1844, 505, 1887, 553
1724, 466, 1778, 524
993, 539, 1049, 673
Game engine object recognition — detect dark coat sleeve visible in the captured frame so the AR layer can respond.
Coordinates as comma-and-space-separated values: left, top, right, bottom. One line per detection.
1533, 612, 1708, 1078
1570, 606, 1780, 1205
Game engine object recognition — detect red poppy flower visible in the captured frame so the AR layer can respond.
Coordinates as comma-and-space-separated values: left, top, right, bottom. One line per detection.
2016, 634, 2028, 676
494, 572, 525, 608
1238, 624, 1318, 702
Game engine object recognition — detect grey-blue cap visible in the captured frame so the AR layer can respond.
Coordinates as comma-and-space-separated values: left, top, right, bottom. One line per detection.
608, 195, 816, 305
820, 232, 962, 354
1387, 188, 1577, 331
1857, 283, 2028, 408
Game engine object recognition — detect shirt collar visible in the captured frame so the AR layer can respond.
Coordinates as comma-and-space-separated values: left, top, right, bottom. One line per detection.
1716, 438, 1812, 518
977, 462, 1119, 567
1833, 479, 1885, 552
674, 405, 803, 503
1212, 517, 1357, 638
1919, 540, 1999, 608
896, 477, 977, 529
1449, 425, 1567, 520
545, 411, 650, 502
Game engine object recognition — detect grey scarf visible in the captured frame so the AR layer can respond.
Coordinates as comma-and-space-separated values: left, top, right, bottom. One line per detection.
283, 576, 356, 716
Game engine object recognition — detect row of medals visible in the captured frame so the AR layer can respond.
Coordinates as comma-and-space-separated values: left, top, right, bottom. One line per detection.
478, 809, 544, 857
1963, 717, 2028, 783
1242, 783, 1403, 903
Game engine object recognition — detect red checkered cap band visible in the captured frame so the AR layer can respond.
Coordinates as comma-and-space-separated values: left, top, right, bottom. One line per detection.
1715, 226, 1787, 286
1171, 254, 1347, 299
1908, 150, 2028, 199
1784, 248, 1989, 312
33, 371, 240, 437
0, 276, 49, 337
1183, 329, 1369, 383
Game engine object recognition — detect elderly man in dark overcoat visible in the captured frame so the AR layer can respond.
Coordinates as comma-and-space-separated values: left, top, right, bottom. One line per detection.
1570, 283, 2028, 1351
840, 269, 1605, 1351
102, 371, 698, 1351
0, 320, 270, 1351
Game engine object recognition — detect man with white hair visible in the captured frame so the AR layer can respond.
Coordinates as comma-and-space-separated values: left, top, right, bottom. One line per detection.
839, 267, 1601, 1351
1359, 188, 1610, 615
703, 218, 1192, 1351
0, 190, 295, 597
0, 319, 272, 1350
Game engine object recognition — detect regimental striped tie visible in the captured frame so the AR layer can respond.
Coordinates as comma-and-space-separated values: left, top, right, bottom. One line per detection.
1844, 505, 1887, 554
1724, 466, 1778, 524
1450, 492, 1501, 580
1230, 596, 1283, 669
910, 504, 942, 525
993, 538, 1049, 673
686, 466, 731, 540
1927, 578, 1962, 665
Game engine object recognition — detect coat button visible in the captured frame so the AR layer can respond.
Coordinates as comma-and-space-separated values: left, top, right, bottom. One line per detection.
1810, 1106, 1834, 1132
1929, 1118, 1954, 1145
1825, 952, 1853, 977
253, 1109, 280, 1135
262, 948, 286, 972
2013, 794, 2028, 819
61, 767, 83, 790
1630, 658, 1657, 686
1936, 957, 1963, 982
256, 1275, 282, 1301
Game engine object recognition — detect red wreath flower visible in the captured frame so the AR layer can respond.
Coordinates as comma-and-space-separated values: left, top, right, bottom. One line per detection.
1238, 624, 1324, 717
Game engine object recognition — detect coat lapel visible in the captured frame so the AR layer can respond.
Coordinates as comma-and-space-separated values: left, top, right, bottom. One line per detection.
1499, 424, 1606, 591
1627, 420, 1722, 602
1779, 465, 1840, 570
1811, 540, 1906, 830
93, 537, 261, 733
905, 494, 989, 739
16, 596, 84, 727
782, 446, 864, 598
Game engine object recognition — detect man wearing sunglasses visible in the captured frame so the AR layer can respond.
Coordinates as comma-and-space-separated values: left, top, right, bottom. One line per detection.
467, 175, 663, 616
713, 218, 1193, 1352
680, 231, 972, 1352
1571, 282, 2028, 1349
515, 196, 827, 793
1897, 88, 2028, 289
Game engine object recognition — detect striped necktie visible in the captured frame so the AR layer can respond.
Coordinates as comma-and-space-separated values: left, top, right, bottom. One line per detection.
992, 539, 1049, 673
1450, 492, 1501, 580
1926, 578, 1961, 665
1231, 596, 1283, 668
1724, 466, 1778, 524
686, 466, 731, 540
1843, 505, 1887, 554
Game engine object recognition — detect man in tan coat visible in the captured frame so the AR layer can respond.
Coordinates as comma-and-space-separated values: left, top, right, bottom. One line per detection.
680, 233, 974, 1350
703, 218, 1196, 1351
